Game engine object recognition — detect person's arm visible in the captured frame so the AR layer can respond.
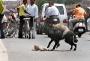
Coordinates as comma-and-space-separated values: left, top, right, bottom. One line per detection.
84, 10, 88, 19
25, 5, 31, 16
2, 4, 5, 14
58, 12, 61, 21
17, 6, 19, 14
45, 7, 50, 18
34, 5, 38, 19
24, 10, 31, 15
56, 7, 61, 21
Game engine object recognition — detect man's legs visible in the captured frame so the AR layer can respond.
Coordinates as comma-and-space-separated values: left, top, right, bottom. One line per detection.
29, 17, 36, 39
29, 17, 33, 30
18, 16, 25, 38
0, 14, 5, 38
69, 18, 77, 30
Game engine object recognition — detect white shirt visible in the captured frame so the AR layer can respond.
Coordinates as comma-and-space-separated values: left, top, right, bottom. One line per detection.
2, 15, 7, 23
26, 4, 38, 19
45, 6, 60, 17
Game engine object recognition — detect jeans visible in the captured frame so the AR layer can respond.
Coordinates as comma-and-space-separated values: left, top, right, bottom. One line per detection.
69, 18, 85, 30
0, 14, 5, 38
18, 16, 25, 38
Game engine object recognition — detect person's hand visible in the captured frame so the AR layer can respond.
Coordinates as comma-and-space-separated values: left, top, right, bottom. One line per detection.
43, 17, 46, 21
43, 16, 47, 21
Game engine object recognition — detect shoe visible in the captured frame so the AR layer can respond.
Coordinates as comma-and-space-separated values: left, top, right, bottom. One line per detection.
29, 36, 31, 39
18, 35, 23, 38
0, 37, 5, 39
18, 36, 23, 38
18, 37, 23, 38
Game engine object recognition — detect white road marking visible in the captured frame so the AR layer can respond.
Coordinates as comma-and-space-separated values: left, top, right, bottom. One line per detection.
0, 39, 8, 61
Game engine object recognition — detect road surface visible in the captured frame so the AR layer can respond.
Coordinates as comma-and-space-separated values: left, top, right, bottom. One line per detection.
1, 32, 90, 61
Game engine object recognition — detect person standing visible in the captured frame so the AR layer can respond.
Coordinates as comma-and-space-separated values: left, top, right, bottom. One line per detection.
17, 0, 27, 38
0, 0, 5, 39
26, 0, 38, 39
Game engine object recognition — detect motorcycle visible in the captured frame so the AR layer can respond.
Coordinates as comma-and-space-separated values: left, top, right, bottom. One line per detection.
37, 16, 60, 34
73, 21, 86, 38
44, 17, 60, 34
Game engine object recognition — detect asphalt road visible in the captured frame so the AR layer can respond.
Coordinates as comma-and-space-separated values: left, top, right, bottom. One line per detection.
1, 32, 90, 61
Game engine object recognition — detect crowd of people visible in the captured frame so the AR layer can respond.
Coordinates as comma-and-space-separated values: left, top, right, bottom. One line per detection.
0, 0, 39, 39
0, 0, 88, 39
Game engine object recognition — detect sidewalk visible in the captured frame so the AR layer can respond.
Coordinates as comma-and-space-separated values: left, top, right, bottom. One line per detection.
0, 39, 8, 61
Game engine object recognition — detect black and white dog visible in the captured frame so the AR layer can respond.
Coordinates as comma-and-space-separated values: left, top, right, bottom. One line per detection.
47, 23, 78, 51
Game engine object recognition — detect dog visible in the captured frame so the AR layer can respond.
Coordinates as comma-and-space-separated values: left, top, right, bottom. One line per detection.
32, 45, 49, 51
47, 23, 78, 51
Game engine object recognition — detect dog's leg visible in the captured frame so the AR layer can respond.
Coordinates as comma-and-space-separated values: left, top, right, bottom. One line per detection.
70, 45, 73, 50
29, 31, 31, 39
56, 43, 60, 48
73, 44, 77, 51
51, 40, 59, 51
47, 39, 53, 48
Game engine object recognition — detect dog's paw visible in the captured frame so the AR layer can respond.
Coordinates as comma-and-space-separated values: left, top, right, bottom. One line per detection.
74, 48, 76, 51
56, 43, 60, 48
51, 49, 54, 51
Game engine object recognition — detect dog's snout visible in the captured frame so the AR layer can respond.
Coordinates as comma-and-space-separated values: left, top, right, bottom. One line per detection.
74, 38, 78, 43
